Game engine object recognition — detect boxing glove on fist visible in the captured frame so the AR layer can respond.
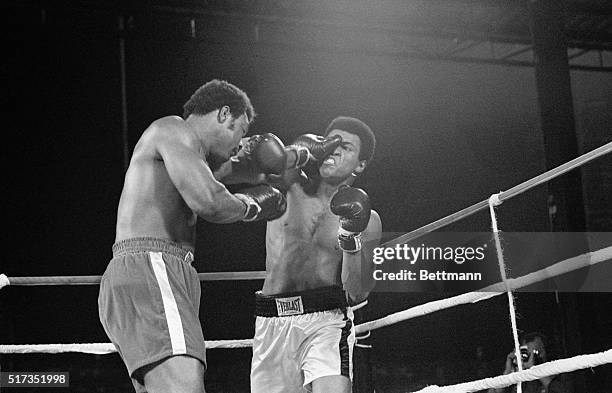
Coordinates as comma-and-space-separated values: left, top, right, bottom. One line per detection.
288, 134, 343, 169
236, 185, 287, 222
330, 185, 371, 253
241, 133, 287, 175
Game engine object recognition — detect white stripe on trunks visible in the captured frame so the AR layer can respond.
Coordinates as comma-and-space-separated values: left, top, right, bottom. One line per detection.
149, 251, 187, 355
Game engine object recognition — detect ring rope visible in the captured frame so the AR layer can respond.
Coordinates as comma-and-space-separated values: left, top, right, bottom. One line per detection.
414, 349, 612, 393
354, 246, 612, 334
351, 299, 368, 311
383, 141, 612, 247
0, 271, 267, 289
488, 193, 524, 392
0, 339, 253, 354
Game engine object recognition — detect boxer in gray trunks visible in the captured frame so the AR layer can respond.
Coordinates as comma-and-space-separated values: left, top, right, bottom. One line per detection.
98, 79, 287, 393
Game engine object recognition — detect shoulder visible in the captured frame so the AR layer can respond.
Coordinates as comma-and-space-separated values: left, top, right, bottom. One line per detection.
142, 116, 198, 149
148, 116, 190, 138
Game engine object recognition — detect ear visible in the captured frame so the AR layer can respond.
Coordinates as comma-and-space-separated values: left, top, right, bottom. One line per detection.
353, 160, 367, 175
217, 105, 231, 124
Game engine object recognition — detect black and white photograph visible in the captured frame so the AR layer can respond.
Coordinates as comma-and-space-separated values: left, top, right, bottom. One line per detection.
2, 1, 611, 392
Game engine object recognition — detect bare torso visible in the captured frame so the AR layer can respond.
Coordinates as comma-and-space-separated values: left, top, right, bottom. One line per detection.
115, 118, 199, 248
263, 185, 343, 294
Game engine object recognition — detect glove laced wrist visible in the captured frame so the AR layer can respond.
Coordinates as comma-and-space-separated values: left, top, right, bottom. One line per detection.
286, 145, 312, 169
234, 193, 261, 222
338, 227, 362, 253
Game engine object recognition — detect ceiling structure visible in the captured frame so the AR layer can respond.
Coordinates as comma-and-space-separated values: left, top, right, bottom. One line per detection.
7, 0, 612, 71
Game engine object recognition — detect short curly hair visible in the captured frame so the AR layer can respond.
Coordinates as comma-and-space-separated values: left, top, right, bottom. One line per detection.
183, 79, 255, 122
323, 116, 376, 163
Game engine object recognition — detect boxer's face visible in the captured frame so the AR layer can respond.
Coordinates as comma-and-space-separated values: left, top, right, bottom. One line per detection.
227, 114, 250, 157
215, 109, 250, 162
319, 130, 365, 180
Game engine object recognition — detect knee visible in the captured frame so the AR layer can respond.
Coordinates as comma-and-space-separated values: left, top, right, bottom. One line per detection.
169, 364, 205, 393
177, 371, 205, 393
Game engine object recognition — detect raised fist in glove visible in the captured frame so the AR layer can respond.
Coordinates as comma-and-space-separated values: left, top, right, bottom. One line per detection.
239, 133, 287, 175
235, 185, 287, 222
330, 185, 371, 253
287, 134, 343, 169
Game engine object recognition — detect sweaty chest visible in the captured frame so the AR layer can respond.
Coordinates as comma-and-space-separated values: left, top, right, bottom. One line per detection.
284, 195, 340, 252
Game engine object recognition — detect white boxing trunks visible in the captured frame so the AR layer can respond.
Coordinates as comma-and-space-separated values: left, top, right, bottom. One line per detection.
250, 286, 354, 393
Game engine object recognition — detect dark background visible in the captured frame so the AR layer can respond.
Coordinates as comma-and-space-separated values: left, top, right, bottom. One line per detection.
2, 1, 611, 392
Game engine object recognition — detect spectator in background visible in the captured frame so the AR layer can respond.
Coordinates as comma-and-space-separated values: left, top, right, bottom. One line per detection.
488, 332, 573, 393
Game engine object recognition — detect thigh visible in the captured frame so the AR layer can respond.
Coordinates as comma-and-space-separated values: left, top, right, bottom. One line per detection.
302, 310, 354, 387
251, 317, 303, 393
143, 355, 206, 393
311, 375, 351, 393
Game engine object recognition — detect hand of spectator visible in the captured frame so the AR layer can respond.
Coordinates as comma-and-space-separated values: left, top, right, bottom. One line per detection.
503, 351, 517, 374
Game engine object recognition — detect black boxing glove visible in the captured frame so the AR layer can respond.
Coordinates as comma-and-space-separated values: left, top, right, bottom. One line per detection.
235, 185, 287, 222
239, 133, 287, 175
330, 185, 371, 253
286, 134, 343, 170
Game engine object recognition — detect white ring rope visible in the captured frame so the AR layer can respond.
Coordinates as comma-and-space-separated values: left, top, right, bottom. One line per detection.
488, 193, 524, 392
351, 299, 368, 311
414, 349, 612, 393
354, 246, 612, 334
0, 273, 9, 289
0, 339, 253, 354
0, 271, 267, 288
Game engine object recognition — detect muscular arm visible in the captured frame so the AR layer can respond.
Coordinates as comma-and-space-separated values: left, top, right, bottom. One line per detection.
342, 210, 382, 303
154, 122, 248, 224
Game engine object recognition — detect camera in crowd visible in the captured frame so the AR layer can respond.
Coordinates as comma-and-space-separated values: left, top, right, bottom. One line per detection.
512, 345, 543, 367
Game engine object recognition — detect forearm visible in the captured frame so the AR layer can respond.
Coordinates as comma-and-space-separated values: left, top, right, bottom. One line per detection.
342, 251, 375, 303
195, 189, 247, 224
333, 197, 381, 303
